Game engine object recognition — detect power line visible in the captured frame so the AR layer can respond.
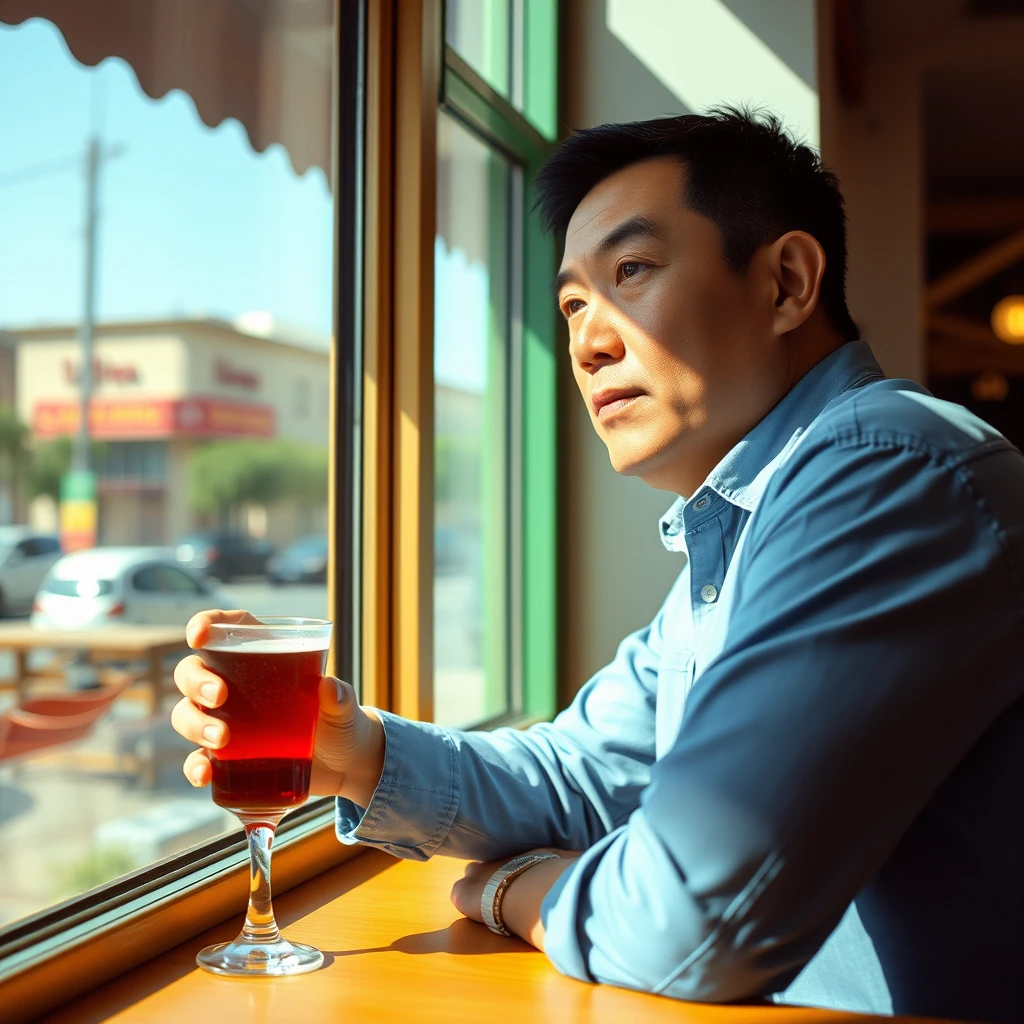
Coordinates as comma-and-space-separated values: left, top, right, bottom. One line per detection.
0, 154, 81, 189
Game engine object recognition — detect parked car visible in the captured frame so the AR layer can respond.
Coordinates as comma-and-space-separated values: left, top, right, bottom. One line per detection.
31, 547, 229, 630
267, 535, 328, 585
173, 531, 274, 582
0, 527, 63, 617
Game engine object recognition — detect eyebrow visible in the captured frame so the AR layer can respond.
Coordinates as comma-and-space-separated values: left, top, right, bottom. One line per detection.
550, 215, 664, 297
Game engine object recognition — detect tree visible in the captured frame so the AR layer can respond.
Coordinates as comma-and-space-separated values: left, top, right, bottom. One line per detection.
0, 406, 31, 521
188, 439, 329, 521
25, 436, 107, 502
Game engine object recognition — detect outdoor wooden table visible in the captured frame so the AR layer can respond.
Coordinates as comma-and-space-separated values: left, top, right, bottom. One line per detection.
39, 851, 949, 1024
0, 623, 188, 714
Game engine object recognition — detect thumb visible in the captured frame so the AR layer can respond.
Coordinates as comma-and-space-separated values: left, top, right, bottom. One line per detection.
319, 676, 356, 722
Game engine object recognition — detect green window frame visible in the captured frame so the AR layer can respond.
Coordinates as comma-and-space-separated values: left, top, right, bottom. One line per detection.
439, 0, 559, 724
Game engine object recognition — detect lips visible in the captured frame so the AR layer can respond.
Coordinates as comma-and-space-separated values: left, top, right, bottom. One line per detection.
591, 386, 646, 419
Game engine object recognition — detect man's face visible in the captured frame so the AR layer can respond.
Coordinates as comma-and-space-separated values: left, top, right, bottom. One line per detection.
556, 156, 784, 495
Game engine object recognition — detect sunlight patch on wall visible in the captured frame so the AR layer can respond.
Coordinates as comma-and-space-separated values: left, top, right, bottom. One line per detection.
606, 0, 819, 147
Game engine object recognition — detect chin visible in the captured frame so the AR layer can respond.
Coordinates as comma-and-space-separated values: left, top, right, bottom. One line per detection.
606, 436, 687, 493
608, 443, 667, 480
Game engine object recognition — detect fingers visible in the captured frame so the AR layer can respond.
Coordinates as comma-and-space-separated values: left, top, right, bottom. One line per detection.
170, 696, 229, 749
185, 609, 262, 649
450, 863, 495, 922
183, 748, 212, 788
174, 654, 228, 707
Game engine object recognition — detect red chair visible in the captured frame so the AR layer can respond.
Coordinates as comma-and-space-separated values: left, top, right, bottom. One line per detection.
17, 673, 132, 718
0, 675, 131, 763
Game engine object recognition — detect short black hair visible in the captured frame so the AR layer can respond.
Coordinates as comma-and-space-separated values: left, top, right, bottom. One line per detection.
534, 106, 859, 342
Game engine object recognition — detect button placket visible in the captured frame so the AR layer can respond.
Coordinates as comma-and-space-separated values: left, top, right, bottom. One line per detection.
685, 509, 725, 621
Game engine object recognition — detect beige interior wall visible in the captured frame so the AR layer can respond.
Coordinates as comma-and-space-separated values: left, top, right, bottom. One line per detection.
557, 0, 817, 699
815, 1, 925, 384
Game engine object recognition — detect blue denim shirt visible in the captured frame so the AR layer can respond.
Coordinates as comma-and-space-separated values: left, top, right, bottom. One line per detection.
338, 341, 1024, 1023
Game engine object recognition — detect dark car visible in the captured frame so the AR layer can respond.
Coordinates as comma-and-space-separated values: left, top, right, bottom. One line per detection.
267, 535, 328, 585
174, 531, 274, 582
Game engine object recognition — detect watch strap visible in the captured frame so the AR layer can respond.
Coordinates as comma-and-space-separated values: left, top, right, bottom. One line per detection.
480, 851, 559, 936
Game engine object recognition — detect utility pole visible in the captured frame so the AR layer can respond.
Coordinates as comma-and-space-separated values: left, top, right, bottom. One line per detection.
75, 136, 100, 472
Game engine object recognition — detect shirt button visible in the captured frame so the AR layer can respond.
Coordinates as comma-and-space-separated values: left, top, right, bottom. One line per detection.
700, 584, 718, 603
693, 495, 709, 511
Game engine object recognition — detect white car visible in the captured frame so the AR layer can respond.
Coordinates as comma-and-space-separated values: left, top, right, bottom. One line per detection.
31, 547, 228, 630
0, 527, 64, 617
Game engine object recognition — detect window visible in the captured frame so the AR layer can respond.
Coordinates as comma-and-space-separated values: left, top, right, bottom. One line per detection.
434, 114, 514, 726
94, 441, 167, 484
0, 0, 361, 991
430, 4, 559, 727
0, 0, 556, 1012
446, 0, 516, 102
130, 564, 202, 595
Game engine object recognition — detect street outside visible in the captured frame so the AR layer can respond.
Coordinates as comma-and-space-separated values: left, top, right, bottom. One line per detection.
0, 580, 327, 930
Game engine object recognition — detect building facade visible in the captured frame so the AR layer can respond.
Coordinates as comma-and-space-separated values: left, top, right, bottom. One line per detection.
11, 318, 331, 546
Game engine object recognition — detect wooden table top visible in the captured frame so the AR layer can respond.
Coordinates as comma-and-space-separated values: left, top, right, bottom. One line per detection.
0, 623, 187, 653
39, 850, 946, 1024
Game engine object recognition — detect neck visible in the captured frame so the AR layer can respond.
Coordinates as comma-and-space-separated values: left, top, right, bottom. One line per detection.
643, 326, 847, 498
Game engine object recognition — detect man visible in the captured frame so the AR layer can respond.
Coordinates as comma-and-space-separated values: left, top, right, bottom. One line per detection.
173, 109, 1023, 1022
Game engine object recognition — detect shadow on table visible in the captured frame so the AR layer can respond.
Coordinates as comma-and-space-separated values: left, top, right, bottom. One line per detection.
329, 915, 533, 958
40, 852, 396, 1023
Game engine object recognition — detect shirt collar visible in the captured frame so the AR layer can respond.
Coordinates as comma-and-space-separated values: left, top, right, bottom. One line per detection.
659, 340, 885, 547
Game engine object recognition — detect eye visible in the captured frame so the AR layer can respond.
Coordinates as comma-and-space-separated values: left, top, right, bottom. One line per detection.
618, 261, 647, 283
563, 298, 586, 318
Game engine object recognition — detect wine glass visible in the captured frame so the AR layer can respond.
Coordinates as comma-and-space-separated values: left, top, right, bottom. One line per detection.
191, 616, 332, 976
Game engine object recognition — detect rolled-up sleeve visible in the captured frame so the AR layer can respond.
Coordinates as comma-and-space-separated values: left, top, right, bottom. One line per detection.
540, 431, 1024, 1001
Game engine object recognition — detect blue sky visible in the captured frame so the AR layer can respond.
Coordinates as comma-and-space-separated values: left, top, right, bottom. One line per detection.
0, 18, 334, 338
0, 17, 487, 392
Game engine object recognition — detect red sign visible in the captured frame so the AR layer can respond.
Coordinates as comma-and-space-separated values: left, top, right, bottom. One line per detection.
215, 359, 260, 391
33, 399, 276, 439
63, 359, 139, 385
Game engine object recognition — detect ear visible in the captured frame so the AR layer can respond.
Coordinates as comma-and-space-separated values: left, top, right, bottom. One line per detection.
766, 231, 826, 337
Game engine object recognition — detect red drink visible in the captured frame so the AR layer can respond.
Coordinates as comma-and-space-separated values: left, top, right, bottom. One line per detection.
200, 637, 328, 811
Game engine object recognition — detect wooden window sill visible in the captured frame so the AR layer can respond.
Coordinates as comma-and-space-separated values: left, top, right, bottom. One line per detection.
29, 851, 947, 1024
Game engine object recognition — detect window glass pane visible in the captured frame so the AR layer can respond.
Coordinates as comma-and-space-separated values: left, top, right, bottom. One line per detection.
434, 111, 514, 728
0, 1, 339, 930
446, 0, 515, 101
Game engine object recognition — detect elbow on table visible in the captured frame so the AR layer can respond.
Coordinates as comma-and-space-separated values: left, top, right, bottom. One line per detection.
575, 930, 782, 1006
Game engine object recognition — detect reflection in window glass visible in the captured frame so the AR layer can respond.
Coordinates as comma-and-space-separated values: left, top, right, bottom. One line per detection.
0, 4, 335, 929
445, 0, 517, 102
434, 112, 513, 728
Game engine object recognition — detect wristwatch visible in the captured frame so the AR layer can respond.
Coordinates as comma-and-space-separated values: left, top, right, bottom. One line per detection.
481, 851, 559, 936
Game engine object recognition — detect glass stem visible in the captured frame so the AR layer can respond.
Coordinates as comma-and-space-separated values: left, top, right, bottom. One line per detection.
238, 812, 286, 946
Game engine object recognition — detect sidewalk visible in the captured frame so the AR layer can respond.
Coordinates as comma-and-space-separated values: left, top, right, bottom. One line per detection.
0, 694, 233, 929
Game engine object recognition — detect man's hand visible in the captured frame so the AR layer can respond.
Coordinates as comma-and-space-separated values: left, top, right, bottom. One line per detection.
170, 609, 386, 806
451, 850, 581, 950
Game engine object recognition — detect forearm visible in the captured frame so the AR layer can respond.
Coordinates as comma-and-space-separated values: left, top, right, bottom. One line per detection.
501, 856, 577, 950
335, 709, 652, 862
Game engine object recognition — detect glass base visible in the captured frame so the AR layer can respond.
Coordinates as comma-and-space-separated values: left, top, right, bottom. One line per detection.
196, 937, 324, 977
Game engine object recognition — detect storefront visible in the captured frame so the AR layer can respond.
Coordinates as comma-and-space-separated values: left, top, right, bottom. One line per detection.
12, 317, 330, 546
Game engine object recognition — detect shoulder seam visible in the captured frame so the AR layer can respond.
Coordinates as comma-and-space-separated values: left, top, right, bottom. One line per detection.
823, 427, 1012, 471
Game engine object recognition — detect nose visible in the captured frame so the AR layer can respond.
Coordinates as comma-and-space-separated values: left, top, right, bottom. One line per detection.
570, 300, 625, 374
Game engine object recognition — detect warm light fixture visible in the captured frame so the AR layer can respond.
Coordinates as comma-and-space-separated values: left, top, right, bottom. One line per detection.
971, 371, 1009, 403
991, 295, 1024, 345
